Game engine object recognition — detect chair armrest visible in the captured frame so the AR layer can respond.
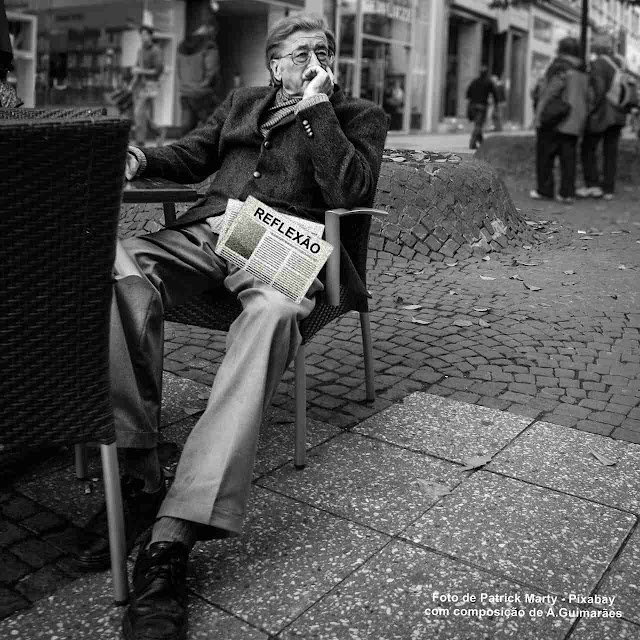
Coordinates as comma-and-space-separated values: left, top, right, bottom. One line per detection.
324, 208, 388, 306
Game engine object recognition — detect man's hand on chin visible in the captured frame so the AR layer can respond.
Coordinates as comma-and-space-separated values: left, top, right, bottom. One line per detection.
302, 65, 335, 100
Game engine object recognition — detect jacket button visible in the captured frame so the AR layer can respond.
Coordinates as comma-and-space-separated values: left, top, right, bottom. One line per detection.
307, 132, 313, 138
302, 119, 309, 125
253, 171, 261, 179
263, 140, 271, 149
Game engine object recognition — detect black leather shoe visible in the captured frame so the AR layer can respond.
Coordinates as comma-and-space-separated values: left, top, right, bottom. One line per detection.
122, 536, 189, 640
77, 475, 166, 571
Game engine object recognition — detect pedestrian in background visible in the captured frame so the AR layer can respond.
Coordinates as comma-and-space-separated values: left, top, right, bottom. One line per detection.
491, 74, 507, 132
176, 22, 222, 137
132, 23, 164, 147
465, 67, 498, 149
577, 46, 628, 200
0, 0, 22, 107
530, 36, 589, 204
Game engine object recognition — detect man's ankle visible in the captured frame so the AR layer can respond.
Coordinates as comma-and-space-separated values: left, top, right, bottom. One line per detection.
149, 517, 197, 551
122, 447, 162, 493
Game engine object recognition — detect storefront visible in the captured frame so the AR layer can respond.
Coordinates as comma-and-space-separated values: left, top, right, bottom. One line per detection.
5, 0, 185, 126
335, 0, 433, 132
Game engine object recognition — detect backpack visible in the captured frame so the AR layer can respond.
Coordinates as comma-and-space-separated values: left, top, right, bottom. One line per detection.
603, 56, 639, 110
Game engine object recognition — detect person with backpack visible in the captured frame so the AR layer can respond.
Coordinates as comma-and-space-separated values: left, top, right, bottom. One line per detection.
577, 46, 636, 200
530, 37, 590, 204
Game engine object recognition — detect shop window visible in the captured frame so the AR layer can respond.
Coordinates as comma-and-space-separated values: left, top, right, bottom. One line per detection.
360, 39, 409, 130
362, 0, 411, 43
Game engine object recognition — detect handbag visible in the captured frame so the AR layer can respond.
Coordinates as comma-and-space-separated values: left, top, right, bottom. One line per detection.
539, 96, 571, 129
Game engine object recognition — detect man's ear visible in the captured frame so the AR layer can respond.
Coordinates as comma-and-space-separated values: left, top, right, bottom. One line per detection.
269, 58, 282, 84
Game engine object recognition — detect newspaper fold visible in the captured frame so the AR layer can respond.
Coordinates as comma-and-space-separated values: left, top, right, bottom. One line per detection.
215, 196, 333, 304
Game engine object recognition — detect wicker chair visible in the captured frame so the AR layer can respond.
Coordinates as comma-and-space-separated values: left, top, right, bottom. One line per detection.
0, 115, 131, 604
163, 203, 387, 469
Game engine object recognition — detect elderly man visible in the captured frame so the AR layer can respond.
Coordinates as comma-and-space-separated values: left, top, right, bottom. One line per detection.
80, 14, 386, 640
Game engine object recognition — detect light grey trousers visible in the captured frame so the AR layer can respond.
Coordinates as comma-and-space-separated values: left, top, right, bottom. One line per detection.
111, 221, 319, 537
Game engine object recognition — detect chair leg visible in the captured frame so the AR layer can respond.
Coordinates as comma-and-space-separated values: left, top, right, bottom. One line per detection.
294, 345, 307, 469
75, 444, 89, 479
359, 311, 376, 402
100, 443, 129, 605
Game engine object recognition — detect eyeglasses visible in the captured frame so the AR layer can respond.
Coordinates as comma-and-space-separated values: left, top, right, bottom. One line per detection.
275, 46, 333, 66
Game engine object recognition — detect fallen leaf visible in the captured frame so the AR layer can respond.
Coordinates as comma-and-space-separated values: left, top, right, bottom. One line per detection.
589, 448, 616, 466
510, 274, 523, 281
563, 270, 575, 275
482, 256, 491, 261
390, 156, 406, 162
581, 236, 593, 240
400, 304, 423, 310
478, 319, 490, 327
183, 406, 202, 416
197, 392, 209, 401
481, 419, 493, 426
525, 221, 537, 226
518, 262, 539, 267
618, 265, 627, 270
479, 275, 495, 281
445, 261, 459, 267
410, 269, 425, 275
523, 245, 532, 249
460, 454, 493, 471
415, 479, 451, 499
395, 296, 404, 304
610, 294, 619, 299
473, 307, 490, 312
411, 317, 431, 325
611, 230, 622, 235
84, 483, 93, 495
561, 281, 577, 286
453, 319, 473, 327
577, 230, 587, 234
539, 302, 551, 307
524, 283, 542, 291
449, 290, 457, 295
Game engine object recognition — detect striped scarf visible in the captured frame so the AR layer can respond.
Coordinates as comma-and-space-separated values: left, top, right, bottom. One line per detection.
259, 88, 302, 137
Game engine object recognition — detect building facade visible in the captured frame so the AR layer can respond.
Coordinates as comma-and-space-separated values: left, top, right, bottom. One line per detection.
5, 0, 640, 131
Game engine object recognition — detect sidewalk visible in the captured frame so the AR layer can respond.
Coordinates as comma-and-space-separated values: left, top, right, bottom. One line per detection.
1, 378, 639, 639
0, 133, 638, 639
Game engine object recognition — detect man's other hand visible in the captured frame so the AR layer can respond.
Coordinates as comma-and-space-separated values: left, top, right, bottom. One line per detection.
302, 65, 335, 100
125, 147, 141, 181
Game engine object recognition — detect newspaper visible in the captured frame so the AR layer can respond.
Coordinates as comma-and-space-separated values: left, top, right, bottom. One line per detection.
215, 196, 333, 304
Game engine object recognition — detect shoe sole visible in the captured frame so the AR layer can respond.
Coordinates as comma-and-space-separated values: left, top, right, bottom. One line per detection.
122, 609, 187, 640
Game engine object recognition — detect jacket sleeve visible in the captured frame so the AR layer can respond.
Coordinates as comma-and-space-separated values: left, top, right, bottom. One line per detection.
141, 90, 234, 183
294, 97, 387, 209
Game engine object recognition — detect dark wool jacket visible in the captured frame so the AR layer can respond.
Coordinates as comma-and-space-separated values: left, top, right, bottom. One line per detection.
139, 85, 388, 307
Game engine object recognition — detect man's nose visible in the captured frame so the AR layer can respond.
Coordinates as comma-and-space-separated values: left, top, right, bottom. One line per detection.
307, 49, 321, 65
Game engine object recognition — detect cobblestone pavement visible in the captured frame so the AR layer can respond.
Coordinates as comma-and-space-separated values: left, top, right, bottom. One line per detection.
162, 180, 640, 444
1, 148, 638, 624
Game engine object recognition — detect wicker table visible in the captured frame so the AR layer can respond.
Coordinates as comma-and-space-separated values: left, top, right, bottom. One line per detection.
122, 177, 200, 225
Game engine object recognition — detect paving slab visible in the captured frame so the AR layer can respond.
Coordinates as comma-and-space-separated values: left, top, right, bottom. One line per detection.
160, 406, 341, 477
187, 486, 389, 636
595, 527, 640, 625
0, 569, 268, 640
402, 471, 636, 596
161, 371, 210, 427
354, 392, 532, 463
257, 432, 464, 535
488, 421, 640, 513
571, 618, 640, 640
280, 540, 572, 640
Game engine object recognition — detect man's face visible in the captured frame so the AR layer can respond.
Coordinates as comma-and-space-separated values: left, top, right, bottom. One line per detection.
140, 29, 153, 46
269, 30, 331, 96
